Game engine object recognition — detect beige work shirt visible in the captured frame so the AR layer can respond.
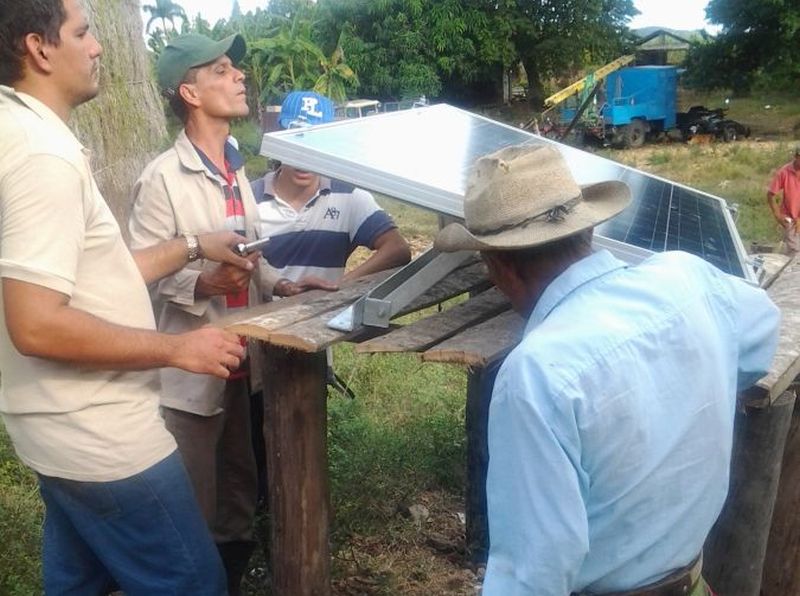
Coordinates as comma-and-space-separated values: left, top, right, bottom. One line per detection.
129, 130, 279, 416
0, 86, 176, 481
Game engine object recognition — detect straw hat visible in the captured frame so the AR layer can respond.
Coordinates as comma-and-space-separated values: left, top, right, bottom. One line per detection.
435, 144, 631, 251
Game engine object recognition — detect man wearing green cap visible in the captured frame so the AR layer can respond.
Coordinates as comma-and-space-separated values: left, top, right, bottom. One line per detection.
129, 33, 335, 594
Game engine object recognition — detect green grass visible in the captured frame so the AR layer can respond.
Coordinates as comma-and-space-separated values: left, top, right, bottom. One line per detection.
0, 424, 43, 596
679, 89, 800, 138
602, 141, 795, 247
327, 344, 467, 543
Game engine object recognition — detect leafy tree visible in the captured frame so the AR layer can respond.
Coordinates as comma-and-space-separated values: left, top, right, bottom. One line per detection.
142, 0, 188, 34
313, 33, 360, 103
316, 0, 515, 102
508, 0, 638, 105
686, 0, 799, 92
244, 15, 327, 104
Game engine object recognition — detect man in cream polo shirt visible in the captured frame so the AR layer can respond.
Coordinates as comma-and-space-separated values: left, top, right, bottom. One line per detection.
0, 1, 254, 593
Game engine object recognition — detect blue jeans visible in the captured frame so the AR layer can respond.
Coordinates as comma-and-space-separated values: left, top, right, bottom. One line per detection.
38, 451, 226, 596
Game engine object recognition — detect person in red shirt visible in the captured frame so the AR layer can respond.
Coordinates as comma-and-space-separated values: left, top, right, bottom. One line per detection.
767, 146, 800, 253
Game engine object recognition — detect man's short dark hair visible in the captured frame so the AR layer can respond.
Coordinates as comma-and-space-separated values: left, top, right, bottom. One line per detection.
494, 228, 595, 271
0, 0, 67, 85
166, 68, 198, 123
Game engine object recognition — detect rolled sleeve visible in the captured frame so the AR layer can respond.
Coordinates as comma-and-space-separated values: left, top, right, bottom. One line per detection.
0, 154, 85, 296
129, 170, 210, 316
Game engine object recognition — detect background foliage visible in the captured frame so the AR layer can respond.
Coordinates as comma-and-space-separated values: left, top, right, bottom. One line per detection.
147, 0, 638, 106
685, 0, 799, 93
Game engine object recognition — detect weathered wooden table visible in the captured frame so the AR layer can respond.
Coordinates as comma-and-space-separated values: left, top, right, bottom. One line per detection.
219, 253, 800, 596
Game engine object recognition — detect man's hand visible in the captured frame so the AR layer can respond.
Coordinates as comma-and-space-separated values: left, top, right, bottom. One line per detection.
197, 231, 256, 270
274, 276, 338, 297
131, 231, 254, 285
168, 327, 245, 379
196, 252, 260, 298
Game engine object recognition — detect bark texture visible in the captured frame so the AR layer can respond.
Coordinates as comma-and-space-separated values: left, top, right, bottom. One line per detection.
72, 0, 167, 238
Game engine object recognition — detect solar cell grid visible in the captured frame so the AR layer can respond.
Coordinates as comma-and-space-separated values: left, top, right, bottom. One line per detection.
260, 104, 752, 281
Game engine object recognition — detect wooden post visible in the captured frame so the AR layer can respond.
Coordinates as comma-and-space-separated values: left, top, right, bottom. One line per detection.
261, 344, 331, 596
465, 361, 502, 566
703, 390, 795, 596
761, 391, 800, 594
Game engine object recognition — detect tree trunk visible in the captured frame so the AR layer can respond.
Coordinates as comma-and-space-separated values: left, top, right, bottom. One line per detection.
72, 0, 168, 239
521, 57, 545, 110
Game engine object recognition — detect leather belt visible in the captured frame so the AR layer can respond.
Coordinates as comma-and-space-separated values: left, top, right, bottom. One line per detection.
577, 554, 703, 596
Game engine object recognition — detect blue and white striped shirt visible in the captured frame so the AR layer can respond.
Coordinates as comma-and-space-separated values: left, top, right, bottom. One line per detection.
252, 171, 396, 283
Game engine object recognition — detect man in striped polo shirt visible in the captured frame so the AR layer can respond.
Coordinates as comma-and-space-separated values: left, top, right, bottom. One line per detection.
251, 91, 411, 290
128, 36, 334, 595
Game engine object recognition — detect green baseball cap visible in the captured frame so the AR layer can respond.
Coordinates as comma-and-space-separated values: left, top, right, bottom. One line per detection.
157, 33, 247, 95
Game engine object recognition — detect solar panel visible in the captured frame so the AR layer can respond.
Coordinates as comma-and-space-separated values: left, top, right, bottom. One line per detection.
260, 104, 753, 281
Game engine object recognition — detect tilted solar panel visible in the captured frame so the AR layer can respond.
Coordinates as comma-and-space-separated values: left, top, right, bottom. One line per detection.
260, 104, 752, 281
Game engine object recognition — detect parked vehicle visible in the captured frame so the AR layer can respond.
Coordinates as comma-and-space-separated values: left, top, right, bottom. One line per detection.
542, 63, 750, 148
334, 97, 429, 120
676, 105, 751, 142
335, 99, 381, 119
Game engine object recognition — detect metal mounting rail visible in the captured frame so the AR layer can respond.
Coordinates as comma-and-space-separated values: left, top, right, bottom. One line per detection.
327, 248, 474, 332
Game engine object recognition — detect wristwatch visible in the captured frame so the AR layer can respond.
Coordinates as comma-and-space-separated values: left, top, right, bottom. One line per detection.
184, 234, 202, 262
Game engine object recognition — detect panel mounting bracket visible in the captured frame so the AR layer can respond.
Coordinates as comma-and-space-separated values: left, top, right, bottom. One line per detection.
327, 248, 475, 332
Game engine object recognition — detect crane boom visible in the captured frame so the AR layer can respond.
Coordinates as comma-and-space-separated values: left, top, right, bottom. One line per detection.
544, 54, 636, 108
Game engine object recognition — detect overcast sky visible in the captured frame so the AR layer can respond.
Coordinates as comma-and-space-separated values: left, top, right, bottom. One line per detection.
145, 0, 716, 32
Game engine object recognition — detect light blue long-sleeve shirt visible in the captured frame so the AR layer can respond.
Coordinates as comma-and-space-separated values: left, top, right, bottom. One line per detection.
483, 250, 780, 596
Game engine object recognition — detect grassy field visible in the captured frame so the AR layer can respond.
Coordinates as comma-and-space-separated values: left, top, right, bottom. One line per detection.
1, 89, 798, 595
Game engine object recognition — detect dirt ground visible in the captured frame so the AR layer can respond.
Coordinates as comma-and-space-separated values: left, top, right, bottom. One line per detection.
330, 491, 482, 595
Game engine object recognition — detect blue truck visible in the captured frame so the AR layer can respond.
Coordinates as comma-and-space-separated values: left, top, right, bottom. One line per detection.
600, 66, 679, 147
553, 64, 749, 148
557, 65, 678, 147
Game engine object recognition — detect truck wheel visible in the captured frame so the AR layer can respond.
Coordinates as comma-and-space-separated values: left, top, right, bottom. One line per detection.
723, 125, 738, 142
624, 120, 647, 148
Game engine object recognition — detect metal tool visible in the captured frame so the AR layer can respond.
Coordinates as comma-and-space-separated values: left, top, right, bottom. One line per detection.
235, 237, 270, 256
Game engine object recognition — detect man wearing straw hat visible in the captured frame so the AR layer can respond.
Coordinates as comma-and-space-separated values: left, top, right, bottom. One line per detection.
435, 144, 779, 595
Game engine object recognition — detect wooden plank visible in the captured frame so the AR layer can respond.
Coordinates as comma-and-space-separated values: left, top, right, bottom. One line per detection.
260, 344, 331, 596
265, 307, 370, 352
762, 396, 800, 595
746, 256, 800, 406
217, 269, 395, 343
758, 253, 792, 290
357, 288, 511, 354
703, 391, 795, 596
423, 309, 525, 367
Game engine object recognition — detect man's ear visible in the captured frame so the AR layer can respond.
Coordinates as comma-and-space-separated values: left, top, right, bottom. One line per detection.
178, 82, 201, 109
483, 252, 518, 289
22, 33, 54, 74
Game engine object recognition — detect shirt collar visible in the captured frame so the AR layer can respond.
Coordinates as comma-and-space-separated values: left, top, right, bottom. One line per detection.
173, 129, 244, 176
0, 85, 86, 153
526, 249, 627, 334
261, 169, 332, 207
